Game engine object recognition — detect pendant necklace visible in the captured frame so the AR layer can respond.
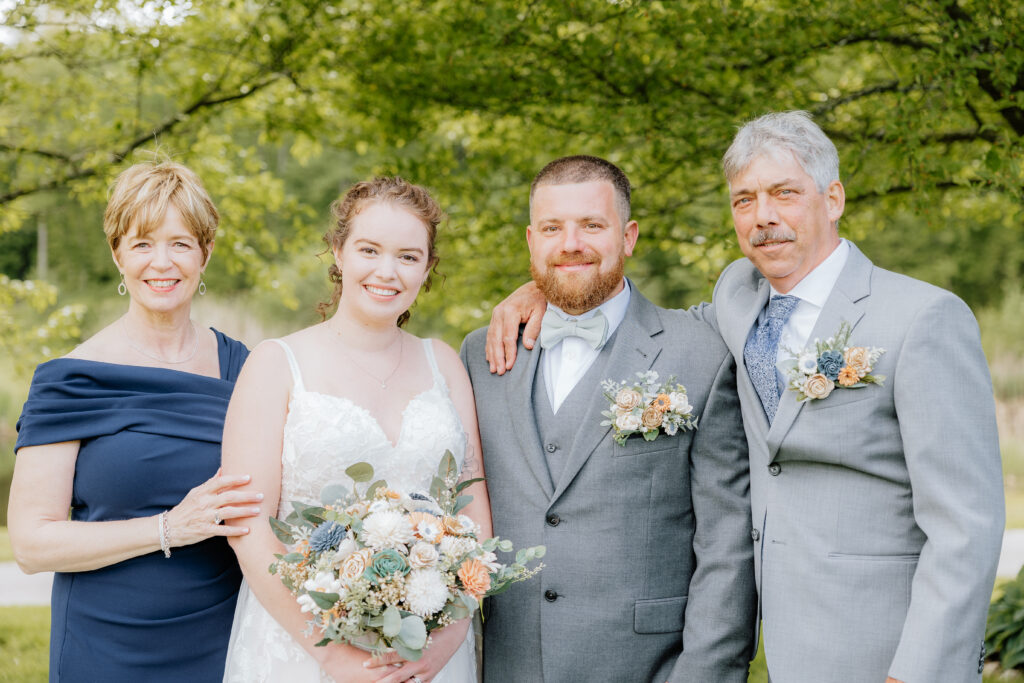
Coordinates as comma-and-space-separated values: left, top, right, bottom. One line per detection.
331, 326, 404, 389
122, 318, 199, 365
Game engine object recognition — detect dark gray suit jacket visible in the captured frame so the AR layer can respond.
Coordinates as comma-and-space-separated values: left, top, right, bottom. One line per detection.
461, 285, 756, 683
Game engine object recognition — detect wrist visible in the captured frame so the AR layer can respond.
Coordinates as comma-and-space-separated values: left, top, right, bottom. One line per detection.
157, 512, 172, 558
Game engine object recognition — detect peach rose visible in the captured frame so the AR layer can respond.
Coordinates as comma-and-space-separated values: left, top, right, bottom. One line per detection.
457, 558, 492, 598
641, 405, 664, 429
339, 548, 374, 582
803, 373, 835, 400
843, 346, 872, 376
837, 366, 860, 387
615, 388, 642, 410
443, 516, 466, 536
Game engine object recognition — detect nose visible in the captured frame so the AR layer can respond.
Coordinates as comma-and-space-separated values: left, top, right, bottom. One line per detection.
754, 194, 779, 228
375, 254, 398, 279
561, 225, 583, 252
151, 243, 173, 269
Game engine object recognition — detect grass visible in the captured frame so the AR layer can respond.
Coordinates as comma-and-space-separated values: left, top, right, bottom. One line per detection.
0, 606, 48, 682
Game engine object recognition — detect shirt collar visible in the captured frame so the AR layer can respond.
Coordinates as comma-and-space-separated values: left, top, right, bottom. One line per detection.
546, 278, 631, 336
769, 239, 850, 308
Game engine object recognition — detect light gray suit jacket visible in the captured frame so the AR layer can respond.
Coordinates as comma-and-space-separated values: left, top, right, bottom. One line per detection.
706, 243, 1003, 683
460, 285, 756, 683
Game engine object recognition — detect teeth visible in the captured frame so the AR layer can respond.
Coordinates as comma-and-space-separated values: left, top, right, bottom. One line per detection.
148, 280, 177, 287
366, 285, 399, 296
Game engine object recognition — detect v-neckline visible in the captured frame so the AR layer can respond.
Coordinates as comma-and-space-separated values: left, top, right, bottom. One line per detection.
290, 383, 440, 449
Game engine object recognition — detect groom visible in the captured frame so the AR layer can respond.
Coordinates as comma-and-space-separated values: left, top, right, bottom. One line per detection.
459, 155, 756, 682
486, 114, 1005, 682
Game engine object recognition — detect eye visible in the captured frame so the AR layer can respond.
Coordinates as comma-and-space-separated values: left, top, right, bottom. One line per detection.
585, 222, 601, 230
733, 197, 751, 208
400, 253, 420, 263
133, 240, 151, 249
541, 224, 560, 232
360, 246, 377, 255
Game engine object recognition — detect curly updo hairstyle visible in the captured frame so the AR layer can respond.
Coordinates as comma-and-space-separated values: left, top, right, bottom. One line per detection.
318, 176, 443, 326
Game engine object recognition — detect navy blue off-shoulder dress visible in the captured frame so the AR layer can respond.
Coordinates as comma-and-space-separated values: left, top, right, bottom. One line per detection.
15, 329, 248, 683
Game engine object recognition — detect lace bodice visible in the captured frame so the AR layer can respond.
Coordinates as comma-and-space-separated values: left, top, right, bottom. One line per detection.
274, 337, 467, 512
223, 336, 476, 683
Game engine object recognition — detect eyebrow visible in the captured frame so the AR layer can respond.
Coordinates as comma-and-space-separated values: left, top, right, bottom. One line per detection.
535, 215, 610, 224
353, 237, 425, 254
730, 178, 802, 197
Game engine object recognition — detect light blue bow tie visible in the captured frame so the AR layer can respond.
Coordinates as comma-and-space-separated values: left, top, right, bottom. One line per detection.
539, 309, 609, 350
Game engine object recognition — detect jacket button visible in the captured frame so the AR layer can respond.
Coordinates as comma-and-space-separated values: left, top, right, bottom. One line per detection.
545, 443, 557, 453
546, 514, 560, 527
544, 590, 558, 602
751, 528, 760, 541
768, 463, 782, 476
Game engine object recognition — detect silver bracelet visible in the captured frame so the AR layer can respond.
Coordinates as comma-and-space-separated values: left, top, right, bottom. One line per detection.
158, 511, 172, 558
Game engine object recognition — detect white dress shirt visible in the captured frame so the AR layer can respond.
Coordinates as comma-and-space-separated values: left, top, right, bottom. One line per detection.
543, 280, 631, 413
771, 239, 851, 369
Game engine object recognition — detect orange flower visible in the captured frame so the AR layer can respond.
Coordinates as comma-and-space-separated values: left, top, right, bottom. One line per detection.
651, 394, 672, 411
408, 511, 443, 543
443, 516, 466, 536
837, 366, 860, 387
457, 558, 492, 598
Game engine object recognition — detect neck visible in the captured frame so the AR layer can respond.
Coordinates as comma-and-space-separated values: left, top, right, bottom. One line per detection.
123, 302, 194, 346
327, 309, 401, 351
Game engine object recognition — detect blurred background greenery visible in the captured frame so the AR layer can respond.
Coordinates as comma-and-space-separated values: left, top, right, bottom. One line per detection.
1, 0, 1023, 678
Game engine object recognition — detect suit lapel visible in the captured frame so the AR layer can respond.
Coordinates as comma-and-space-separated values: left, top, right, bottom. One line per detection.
767, 244, 874, 459
549, 288, 663, 503
504, 343, 556, 499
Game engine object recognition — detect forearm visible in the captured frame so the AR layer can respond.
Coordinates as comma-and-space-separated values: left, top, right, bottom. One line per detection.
11, 514, 165, 574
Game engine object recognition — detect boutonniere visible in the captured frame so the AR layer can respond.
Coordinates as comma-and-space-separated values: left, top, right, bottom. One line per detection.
600, 371, 698, 446
782, 322, 886, 402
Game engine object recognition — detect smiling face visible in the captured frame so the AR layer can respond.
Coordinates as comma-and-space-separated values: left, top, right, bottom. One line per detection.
527, 180, 638, 315
113, 205, 211, 316
333, 201, 431, 326
729, 153, 845, 293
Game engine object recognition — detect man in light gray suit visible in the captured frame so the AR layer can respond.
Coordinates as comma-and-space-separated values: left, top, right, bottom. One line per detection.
486, 113, 1004, 682
460, 155, 756, 682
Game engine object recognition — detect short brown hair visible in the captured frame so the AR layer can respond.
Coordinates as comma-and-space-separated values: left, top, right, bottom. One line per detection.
104, 160, 219, 260
319, 176, 443, 326
530, 155, 631, 226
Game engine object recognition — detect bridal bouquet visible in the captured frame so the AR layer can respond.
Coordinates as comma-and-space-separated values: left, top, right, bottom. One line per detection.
268, 452, 544, 661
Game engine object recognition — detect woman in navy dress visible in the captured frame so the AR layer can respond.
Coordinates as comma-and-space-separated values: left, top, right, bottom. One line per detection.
8, 160, 263, 682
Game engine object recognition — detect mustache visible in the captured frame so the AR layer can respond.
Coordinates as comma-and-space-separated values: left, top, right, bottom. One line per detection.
548, 251, 601, 267
749, 228, 796, 247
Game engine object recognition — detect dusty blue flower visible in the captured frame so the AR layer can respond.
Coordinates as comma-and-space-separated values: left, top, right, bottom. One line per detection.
309, 522, 347, 552
817, 350, 844, 381
364, 548, 410, 583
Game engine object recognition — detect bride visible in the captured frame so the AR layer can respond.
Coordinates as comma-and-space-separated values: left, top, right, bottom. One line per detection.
220, 177, 491, 683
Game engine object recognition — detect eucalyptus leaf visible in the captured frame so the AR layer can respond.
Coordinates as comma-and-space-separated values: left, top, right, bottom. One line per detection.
381, 606, 402, 637
452, 495, 473, 514
397, 615, 427, 649
269, 516, 295, 544
301, 506, 329, 525
455, 478, 484, 494
280, 552, 305, 563
392, 639, 422, 662
320, 483, 349, 505
366, 479, 388, 499
345, 462, 375, 483
309, 591, 340, 610
437, 450, 457, 480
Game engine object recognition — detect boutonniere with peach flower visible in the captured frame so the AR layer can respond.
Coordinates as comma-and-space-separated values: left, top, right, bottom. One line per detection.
600, 370, 698, 446
781, 322, 886, 403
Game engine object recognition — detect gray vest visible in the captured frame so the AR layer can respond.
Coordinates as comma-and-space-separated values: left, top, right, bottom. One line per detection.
532, 331, 619, 490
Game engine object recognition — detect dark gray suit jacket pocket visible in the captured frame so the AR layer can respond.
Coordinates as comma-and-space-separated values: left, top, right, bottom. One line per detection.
633, 595, 687, 634
613, 441, 678, 458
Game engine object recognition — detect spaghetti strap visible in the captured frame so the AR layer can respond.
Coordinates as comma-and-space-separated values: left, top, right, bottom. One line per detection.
421, 338, 446, 390
267, 339, 306, 393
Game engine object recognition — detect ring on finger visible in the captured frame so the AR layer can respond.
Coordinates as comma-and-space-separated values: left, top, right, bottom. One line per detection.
214, 510, 221, 525
410, 677, 423, 683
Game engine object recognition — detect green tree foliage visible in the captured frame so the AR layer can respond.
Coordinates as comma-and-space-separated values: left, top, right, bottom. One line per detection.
1, 0, 1022, 353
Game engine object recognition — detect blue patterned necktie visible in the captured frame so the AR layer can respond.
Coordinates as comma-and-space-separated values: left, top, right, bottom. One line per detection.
744, 295, 800, 422
538, 309, 609, 350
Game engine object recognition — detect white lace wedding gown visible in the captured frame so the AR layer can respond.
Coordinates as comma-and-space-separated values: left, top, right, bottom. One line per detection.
223, 338, 477, 683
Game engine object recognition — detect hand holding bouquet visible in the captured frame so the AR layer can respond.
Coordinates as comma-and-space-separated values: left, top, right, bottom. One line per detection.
269, 451, 544, 661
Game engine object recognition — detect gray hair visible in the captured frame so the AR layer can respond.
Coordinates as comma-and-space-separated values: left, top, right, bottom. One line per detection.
722, 111, 839, 192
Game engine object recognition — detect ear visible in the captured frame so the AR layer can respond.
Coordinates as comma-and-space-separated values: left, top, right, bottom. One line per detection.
525, 224, 535, 256
622, 220, 639, 257
202, 241, 215, 271
110, 248, 123, 272
332, 244, 344, 269
826, 180, 845, 224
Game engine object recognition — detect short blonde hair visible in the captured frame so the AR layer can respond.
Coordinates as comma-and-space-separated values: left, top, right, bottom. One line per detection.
104, 161, 219, 260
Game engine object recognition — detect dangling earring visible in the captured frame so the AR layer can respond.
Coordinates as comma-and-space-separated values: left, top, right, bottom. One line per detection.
117, 273, 127, 296
198, 279, 207, 296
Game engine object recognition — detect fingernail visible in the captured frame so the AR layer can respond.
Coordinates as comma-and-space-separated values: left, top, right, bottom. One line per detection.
256, 493, 264, 500
243, 474, 251, 482
525, 337, 535, 345
252, 507, 261, 515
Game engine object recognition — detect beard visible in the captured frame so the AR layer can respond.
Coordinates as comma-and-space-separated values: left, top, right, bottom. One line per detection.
749, 226, 796, 247
530, 249, 625, 315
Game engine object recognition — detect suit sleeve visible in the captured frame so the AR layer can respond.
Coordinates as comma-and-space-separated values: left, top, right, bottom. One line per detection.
888, 293, 1004, 682
668, 348, 758, 683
